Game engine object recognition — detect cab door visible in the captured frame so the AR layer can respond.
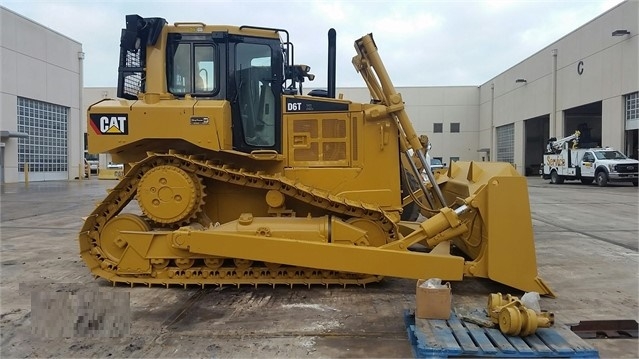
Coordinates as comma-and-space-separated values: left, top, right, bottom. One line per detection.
580, 151, 596, 177
230, 39, 283, 154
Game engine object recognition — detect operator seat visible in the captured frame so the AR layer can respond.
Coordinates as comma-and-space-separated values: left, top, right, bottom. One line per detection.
195, 69, 207, 92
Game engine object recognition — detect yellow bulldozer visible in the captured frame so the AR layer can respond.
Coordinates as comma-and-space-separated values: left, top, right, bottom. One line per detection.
80, 15, 554, 296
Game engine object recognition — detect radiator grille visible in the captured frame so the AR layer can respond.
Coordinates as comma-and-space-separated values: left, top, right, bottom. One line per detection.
616, 164, 638, 173
290, 117, 349, 165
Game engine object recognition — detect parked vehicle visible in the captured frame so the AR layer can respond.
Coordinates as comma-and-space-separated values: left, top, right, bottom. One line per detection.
430, 158, 446, 171
541, 131, 639, 186
84, 152, 99, 175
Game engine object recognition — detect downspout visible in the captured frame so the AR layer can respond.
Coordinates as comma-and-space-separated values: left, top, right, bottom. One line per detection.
551, 49, 557, 138
78, 50, 85, 180
490, 83, 494, 161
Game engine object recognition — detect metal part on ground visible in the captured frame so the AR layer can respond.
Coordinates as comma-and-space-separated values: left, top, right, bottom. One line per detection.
570, 320, 638, 339
487, 292, 554, 337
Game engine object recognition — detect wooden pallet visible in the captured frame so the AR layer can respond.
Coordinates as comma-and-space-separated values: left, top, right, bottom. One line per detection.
404, 310, 599, 358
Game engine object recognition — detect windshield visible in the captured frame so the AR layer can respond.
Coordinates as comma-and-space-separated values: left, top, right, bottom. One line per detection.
431, 158, 442, 165
594, 150, 627, 160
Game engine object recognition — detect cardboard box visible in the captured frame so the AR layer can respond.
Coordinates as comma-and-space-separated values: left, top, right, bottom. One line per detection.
415, 279, 451, 320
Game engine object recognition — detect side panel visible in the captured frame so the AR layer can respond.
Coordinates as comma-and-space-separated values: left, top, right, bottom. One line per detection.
88, 99, 228, 157
542, 154, 565, 175
282, 97, 401, 210
284, 167, 396, 208
193, 100, 232, 150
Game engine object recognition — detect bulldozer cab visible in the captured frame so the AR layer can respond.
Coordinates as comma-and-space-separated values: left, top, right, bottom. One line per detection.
118, 16, 286, 154
164, 29, 283, 153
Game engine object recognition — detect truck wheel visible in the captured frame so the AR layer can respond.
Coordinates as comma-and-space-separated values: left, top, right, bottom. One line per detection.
632, 180, 638, 187
550, 170, 564, 184
596, 171, 608, 187
580, 178, 594, 185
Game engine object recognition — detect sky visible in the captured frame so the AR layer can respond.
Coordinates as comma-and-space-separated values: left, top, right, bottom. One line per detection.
0, 0, 626, 88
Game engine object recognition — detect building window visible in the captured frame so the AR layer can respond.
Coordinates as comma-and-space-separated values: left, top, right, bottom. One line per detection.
626, 92, 638, 121
450, 123, 460, 133
450, 156, 459, 163
17, 97, 68, 172
496, 124, 514, 165
433, 123, 443, 133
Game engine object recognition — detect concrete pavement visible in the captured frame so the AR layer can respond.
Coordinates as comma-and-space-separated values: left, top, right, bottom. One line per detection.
0, 176, 637, 358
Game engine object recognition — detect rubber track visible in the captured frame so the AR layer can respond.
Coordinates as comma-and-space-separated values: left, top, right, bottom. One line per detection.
79, 153, 397, 287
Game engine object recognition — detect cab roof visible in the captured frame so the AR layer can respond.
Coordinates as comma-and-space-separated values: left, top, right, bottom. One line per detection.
168, 22, 282, 39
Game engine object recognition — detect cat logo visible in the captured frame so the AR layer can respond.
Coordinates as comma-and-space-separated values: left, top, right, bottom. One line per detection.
89, 114, 128, 135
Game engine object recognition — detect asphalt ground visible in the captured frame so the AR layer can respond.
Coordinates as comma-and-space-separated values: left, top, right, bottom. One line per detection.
0, 176, 637, 358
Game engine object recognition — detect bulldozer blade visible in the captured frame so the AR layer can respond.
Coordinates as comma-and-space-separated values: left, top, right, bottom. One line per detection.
441, 161, 555, 297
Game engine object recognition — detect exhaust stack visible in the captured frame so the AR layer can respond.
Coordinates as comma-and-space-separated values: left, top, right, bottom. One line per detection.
328, 28, 336, 98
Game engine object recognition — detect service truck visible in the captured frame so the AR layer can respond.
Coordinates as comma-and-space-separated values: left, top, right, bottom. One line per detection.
541, 131, 639, 187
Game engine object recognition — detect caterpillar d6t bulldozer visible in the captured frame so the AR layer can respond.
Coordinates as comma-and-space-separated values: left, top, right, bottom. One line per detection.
80, 15, 554, 296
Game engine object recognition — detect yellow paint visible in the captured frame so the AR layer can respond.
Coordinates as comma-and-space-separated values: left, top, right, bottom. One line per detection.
80, 23, 551, 295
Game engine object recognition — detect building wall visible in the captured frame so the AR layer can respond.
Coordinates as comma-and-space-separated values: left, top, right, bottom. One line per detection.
0, 6, 83, 183
478, 0, 638, 172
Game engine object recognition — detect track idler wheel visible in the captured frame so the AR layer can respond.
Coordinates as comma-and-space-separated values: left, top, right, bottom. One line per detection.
499, 306, 538, 336
98, 213, 150, 263
488, 292, 555, 337
137, 165, 204, 225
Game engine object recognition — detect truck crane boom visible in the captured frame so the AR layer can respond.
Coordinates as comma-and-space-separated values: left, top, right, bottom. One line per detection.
546, 130, 581, 154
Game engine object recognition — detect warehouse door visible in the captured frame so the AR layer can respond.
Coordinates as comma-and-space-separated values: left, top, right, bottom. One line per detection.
564, 101, 601, 148
625, 92, 638, 159
524, 115, 549, 176
496, 124, 514, 166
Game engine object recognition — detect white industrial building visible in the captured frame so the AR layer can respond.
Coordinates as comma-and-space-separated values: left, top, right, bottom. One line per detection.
1, 1, 637, 183
0, 6, 84, 183
336, 0, 638, 175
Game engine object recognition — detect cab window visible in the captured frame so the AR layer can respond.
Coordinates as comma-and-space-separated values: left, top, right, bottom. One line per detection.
168, 41, 217, 95
195, 46, 215, 92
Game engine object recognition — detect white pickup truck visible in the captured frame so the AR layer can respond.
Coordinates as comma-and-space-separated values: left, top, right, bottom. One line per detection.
542, 147, 639, 187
